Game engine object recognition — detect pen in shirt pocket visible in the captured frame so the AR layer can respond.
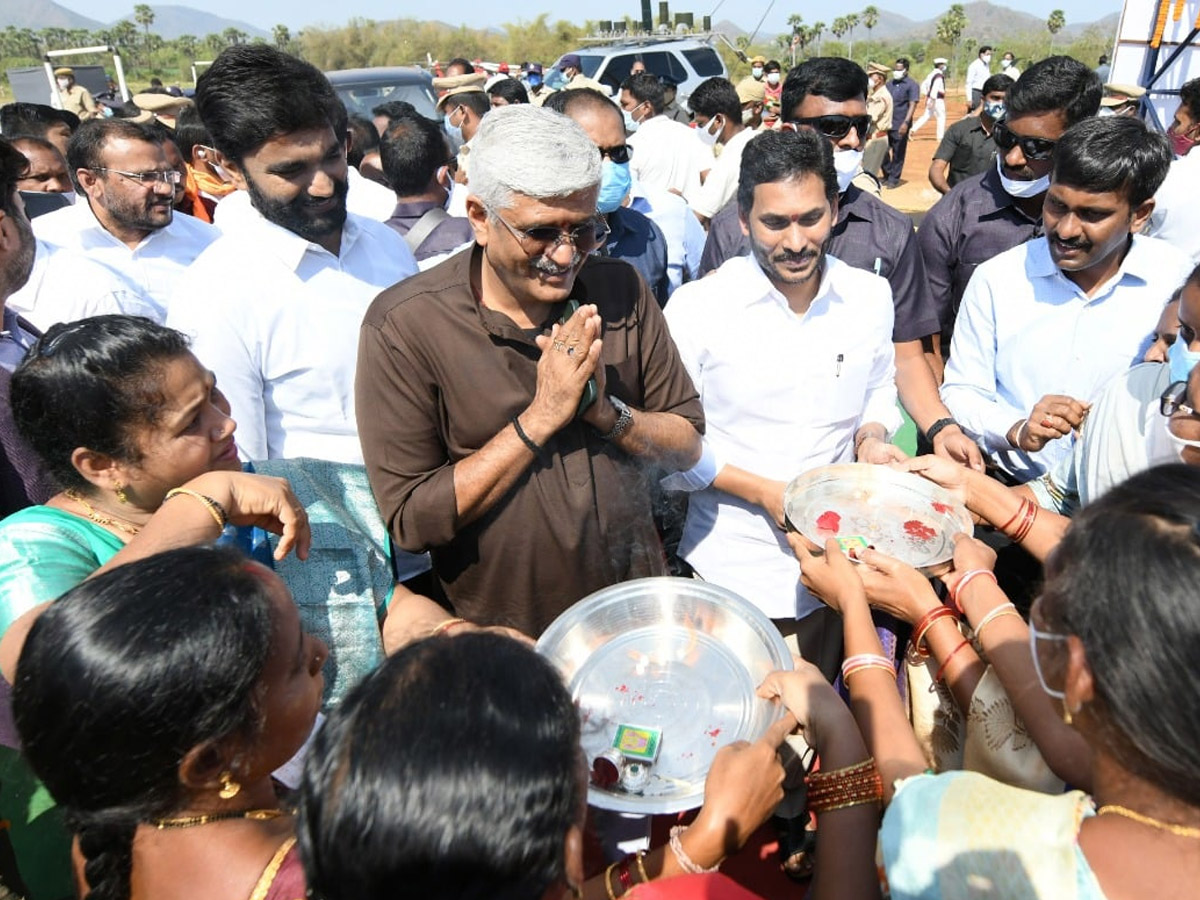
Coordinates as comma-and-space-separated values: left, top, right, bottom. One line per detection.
836, 353, 844, 377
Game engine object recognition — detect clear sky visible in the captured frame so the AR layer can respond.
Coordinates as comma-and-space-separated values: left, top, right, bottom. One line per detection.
55, 0, 1124, 37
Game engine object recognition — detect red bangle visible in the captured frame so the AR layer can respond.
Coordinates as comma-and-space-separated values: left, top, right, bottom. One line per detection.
1010, 500, 1038, 543
934, 638, 974, 684
912, 605, 958, 657
617, 860, 634, 892
949, 569, 998, 613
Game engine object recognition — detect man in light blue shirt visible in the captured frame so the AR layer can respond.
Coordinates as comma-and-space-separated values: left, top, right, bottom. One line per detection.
943, 115, 1191, 482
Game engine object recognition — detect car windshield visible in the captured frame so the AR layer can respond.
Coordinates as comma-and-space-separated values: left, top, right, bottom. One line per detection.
331, 79, 438, 120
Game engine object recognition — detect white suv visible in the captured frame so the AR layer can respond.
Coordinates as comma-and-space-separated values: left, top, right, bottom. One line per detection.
550, 37, 728, 106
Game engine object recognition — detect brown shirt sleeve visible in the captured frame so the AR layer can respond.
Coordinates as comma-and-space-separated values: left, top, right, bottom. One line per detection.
357, 297, 461, 554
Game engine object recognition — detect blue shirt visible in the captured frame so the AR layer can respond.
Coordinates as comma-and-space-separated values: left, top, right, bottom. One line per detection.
604, 206, 670, 307
886, 75, 920, 128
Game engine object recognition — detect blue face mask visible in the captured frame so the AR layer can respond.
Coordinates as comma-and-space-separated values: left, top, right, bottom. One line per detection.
597, 159, 631, 213
983, 101, 1005, 120
1169, 335, 1200, 384
528, 75, 542, 88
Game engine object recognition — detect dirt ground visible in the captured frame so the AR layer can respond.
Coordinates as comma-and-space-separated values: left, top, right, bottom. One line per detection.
880, 87, 974, 225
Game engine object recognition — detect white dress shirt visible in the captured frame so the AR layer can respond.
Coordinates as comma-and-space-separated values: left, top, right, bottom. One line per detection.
690, 127, 756, 220
165, 207, 418, 466
966, 58, 991, 94
627, 177, 704, 295
664, 253, 900, 620
941, 234, 1191, 482
8, 239, 162, 329
31, 198, 218, 320
211, 187, 258, 232
346, 166, 398, 222
1146, 150, 1200, 263
628, 115, 712, 206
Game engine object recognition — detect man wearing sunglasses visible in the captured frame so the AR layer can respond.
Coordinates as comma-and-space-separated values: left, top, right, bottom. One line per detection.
357, 105, 704, 639
31, 117, 217, 320
919, 56, 1101, 346
703, 58, 980, 471
942, 115, 1191, 484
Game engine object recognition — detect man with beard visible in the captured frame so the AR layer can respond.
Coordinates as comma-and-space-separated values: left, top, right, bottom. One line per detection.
356, 105, 703, 638
0, 138, 54, 516
942, 115, 1190, 483
31, 118, 217, 319
166, 45, 418, 470
663, 127, 901, 663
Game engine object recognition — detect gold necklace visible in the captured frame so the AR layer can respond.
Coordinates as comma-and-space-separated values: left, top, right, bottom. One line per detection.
1097, 804, 1200, 838
151, 808, 285, 830
64, 489, 142, 536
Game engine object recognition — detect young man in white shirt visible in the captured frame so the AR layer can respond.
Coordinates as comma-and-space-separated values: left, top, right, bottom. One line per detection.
942, 115, 1191, 483
688, 77, 756, 226
32, 118, 218, 320
165, 46, 418, 450
965, 46, 992, 113
620, 73, 711, 205
665, 127, 903, 663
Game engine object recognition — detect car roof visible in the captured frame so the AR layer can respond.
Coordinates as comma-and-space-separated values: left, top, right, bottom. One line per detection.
325, 67, 431, 82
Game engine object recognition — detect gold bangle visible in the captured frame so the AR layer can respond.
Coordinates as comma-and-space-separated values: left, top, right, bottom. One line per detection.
164, 488, 228, 529
604, 860, 620, 900
813, 795, 882, 814
972, 604, 1021, 644
429, 617, 467, 638
634, 849, 649, 884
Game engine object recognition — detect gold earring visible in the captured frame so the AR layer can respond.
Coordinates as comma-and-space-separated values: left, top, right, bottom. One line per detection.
218, 771, 241, 800
1062, 703, 1077, 726
114, 481, 128, 504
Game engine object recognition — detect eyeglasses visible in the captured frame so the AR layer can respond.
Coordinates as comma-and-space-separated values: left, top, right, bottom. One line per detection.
92, 167, 183, 186
598, 144, 633, 164
783, 114, 872, 141
1028, 617, 1069, 700
992, 122, 1058, 160
1161, 380, 1197, 417
487, 206, 610, 254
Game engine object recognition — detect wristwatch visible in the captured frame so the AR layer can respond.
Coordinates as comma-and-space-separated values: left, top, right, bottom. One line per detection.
599, 395, 634, 441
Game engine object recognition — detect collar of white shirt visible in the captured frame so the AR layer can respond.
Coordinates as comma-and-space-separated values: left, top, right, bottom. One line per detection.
1025, 232, 1153, 297
737, 250, 843, 314
236, 202, 368, 272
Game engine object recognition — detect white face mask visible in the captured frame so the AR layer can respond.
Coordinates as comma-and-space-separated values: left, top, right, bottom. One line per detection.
742, 107, 756, 125
892, 70, 905, 81
1004, 58, 1014, 67
766, 72, 781, 86
1162, 413, 1200, 463
834, 149, 863, 193
623, 106, 641, 133
982, 54, 992, 64
752, 67, 764, 79
995, 155, 1050, 199
56, 78, 71, 90
697, 115, 722, 147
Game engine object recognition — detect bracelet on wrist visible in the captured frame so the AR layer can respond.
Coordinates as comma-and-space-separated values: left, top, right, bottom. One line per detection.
924, 417, 959, 444
949, 569, 998, 614
429, 617, 467, 638
933, 638, 974, 685
669, 825, 720, 875
511, 416, 544, 457
805, 758, 883, 813
912, 605, 958, 658
164, 488, 229, 530
841, 653, 896, 682
972, 603, 1021, 643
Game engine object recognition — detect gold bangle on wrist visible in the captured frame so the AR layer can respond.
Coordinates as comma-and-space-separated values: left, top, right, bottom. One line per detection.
429, 617, 467, 638
164, 488, 229, 529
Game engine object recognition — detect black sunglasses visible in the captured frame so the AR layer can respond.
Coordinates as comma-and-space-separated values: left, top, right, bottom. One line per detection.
992, 121, 1057, 160
784, 114, 872, 141
598, 144, 633, 164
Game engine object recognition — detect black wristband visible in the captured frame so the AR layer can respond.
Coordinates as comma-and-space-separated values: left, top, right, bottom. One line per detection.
925, 417, 959, 444
511, 416, 543, 457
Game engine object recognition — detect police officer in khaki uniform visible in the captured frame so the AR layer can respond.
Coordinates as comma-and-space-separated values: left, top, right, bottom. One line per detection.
54, 67, 99, 120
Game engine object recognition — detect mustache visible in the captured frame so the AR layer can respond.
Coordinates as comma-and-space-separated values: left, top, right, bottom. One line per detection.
1050, 233, 1091, 250
531, 252, 584, 275
772, 249, 820, 265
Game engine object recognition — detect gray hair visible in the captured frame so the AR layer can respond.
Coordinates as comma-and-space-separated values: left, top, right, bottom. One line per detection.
468, 104, 601, 211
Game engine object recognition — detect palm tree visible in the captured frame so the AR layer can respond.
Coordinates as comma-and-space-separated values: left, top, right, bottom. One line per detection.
177, 33, 197, 58
862, 5, 879, 43
936, 4, 968, 69
787, 13, 803, 66
830, 16, 848, 55
1047, 9, 1065, 52
133, 4, 155, 40
845, 13, 859, 60
811, 21, 825, 56
273, 24, 291, 50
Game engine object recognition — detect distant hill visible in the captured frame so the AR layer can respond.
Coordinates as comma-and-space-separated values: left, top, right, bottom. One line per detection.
105, 6, 268, 40
0, 0, 102, 31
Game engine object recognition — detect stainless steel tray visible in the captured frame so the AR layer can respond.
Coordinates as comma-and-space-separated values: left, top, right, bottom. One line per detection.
536, 577, 792, 814
783, 463, 973, 572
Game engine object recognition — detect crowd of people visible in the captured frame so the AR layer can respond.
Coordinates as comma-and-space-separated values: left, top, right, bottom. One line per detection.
0, 35, 1197, 900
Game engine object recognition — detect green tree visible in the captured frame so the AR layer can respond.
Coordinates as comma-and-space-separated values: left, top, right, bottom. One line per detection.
273, 24, 291, 50
134, 4, 155, 40
177, 33, 197, 58
1047, 9, 1066, 51
110, 20, 139, 50
845, 12, 859, 60
223, 27, 248, 46
936, 4, 968, 69
862, 5, 879, 43
811, 21, 825, 55
203, 32, 224, 55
